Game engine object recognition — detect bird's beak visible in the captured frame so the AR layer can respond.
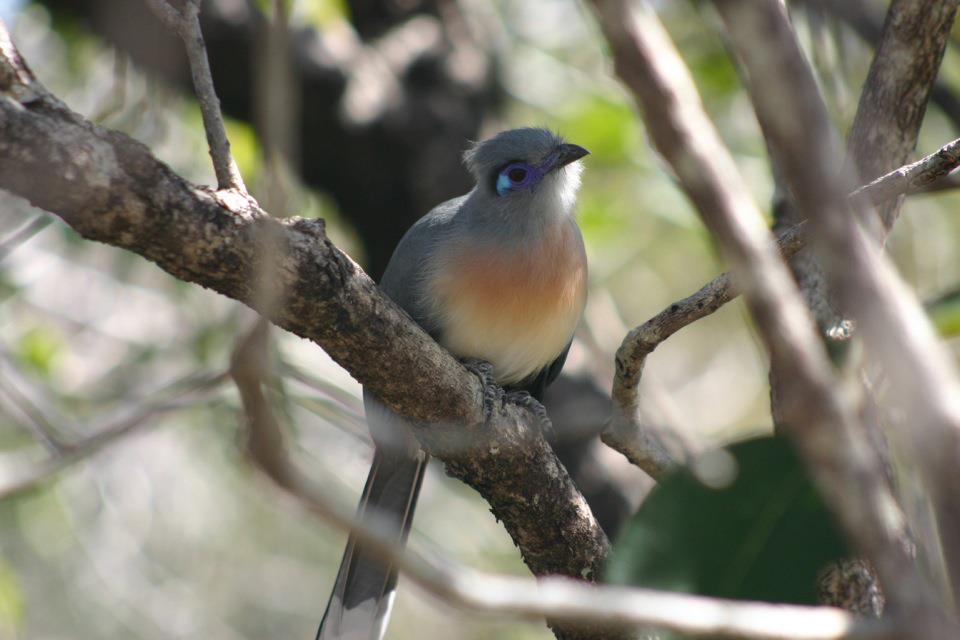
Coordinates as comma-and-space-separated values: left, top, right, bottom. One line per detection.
543, 143, 590, 173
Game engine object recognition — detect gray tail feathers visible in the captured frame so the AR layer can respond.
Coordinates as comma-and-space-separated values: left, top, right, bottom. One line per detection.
316, 446, 428, 640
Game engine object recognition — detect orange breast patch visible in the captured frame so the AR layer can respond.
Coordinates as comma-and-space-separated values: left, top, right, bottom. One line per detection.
427, 221, 587, 385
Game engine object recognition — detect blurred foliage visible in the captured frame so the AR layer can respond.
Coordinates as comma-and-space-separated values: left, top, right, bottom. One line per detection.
606, 437, 848, 605
0, 0, 958, 639
14, 326, 62, 378
929, 288, 960, 338
0, 556, 23, 637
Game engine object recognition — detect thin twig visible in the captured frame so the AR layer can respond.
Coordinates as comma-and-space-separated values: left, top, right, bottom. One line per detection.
0, 370, 71, 453
849, 136, 960, 207
143, 0, 246, 192
604, 223, 806, 479
229, 322, 888, 640
0, 370, 227, 500
0, 215, 50, 262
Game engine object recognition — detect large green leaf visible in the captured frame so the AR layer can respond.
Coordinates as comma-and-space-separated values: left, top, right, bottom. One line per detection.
606, 436, 849, 605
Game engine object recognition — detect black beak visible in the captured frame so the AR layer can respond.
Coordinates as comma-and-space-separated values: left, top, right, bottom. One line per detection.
552, 143, 590, 170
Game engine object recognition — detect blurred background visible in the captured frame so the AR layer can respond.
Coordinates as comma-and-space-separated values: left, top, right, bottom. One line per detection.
0, 0, 958, 638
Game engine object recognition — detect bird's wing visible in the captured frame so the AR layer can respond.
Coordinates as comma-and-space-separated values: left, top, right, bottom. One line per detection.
378, 195, 467, 337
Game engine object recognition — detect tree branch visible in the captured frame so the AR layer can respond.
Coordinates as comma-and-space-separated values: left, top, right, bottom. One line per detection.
0, 18, 612, 611
605, 224, 804, 479
844, 0, 959, 233
588, 0, 938, 627
38, 0, 495, 279
711, 0, 960, 618
849, 136, 960, 208
230, 320, 891, 640
143, 0, 246, 192
604, 138, 960, 481
794, 0, 960, 135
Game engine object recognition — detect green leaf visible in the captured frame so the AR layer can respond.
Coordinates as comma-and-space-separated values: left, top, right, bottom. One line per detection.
606, 436, 849, 605
0, 558, 22, 636
15, 326, 62, 378
928, 289, 960, 338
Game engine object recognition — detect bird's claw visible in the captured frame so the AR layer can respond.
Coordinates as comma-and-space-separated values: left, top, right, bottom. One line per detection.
462, 358, 503, 423
504, 390, 554, 441
461, 360, 553, 438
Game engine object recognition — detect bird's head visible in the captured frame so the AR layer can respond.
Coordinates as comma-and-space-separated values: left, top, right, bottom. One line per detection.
463, 128, 589, 218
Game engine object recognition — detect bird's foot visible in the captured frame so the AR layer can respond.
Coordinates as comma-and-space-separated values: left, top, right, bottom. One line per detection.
461, 358, 504, 422
504, 390, 555, 441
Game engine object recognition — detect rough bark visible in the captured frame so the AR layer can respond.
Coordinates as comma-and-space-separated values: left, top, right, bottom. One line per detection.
0, 30, 617, 639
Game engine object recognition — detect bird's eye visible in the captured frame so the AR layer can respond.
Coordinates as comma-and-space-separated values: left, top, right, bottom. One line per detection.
495, 162, 534, 196
508, 167, 527, 183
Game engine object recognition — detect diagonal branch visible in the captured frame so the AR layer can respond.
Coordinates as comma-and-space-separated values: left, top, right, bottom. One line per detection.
849, 136, 960, 207
0, 19, 611, 612
0, 371, 227, 500
794, 0, 960, 134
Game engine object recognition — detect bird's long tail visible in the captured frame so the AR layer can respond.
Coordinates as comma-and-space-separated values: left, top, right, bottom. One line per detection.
316, 445, 428, 640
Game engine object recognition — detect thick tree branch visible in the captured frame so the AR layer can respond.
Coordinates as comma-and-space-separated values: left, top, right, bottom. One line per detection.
38, 0, 495, 278
588, 0, 940, 628
712, 0, 960, 617
0, 20, 613, 617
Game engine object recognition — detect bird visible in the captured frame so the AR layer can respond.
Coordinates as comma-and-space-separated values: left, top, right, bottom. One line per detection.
317, 127, 589, 640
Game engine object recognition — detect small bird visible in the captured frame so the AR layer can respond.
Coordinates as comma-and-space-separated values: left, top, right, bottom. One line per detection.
317, 128, 589, 640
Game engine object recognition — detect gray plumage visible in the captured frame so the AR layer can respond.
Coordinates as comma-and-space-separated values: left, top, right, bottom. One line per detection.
317, 128, 588, 640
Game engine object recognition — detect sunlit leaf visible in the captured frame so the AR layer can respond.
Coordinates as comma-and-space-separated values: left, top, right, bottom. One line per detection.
15, 326, 62, 378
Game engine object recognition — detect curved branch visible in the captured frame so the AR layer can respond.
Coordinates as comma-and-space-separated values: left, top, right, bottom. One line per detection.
606, 132, 960, 479
606, 225, 805, 479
